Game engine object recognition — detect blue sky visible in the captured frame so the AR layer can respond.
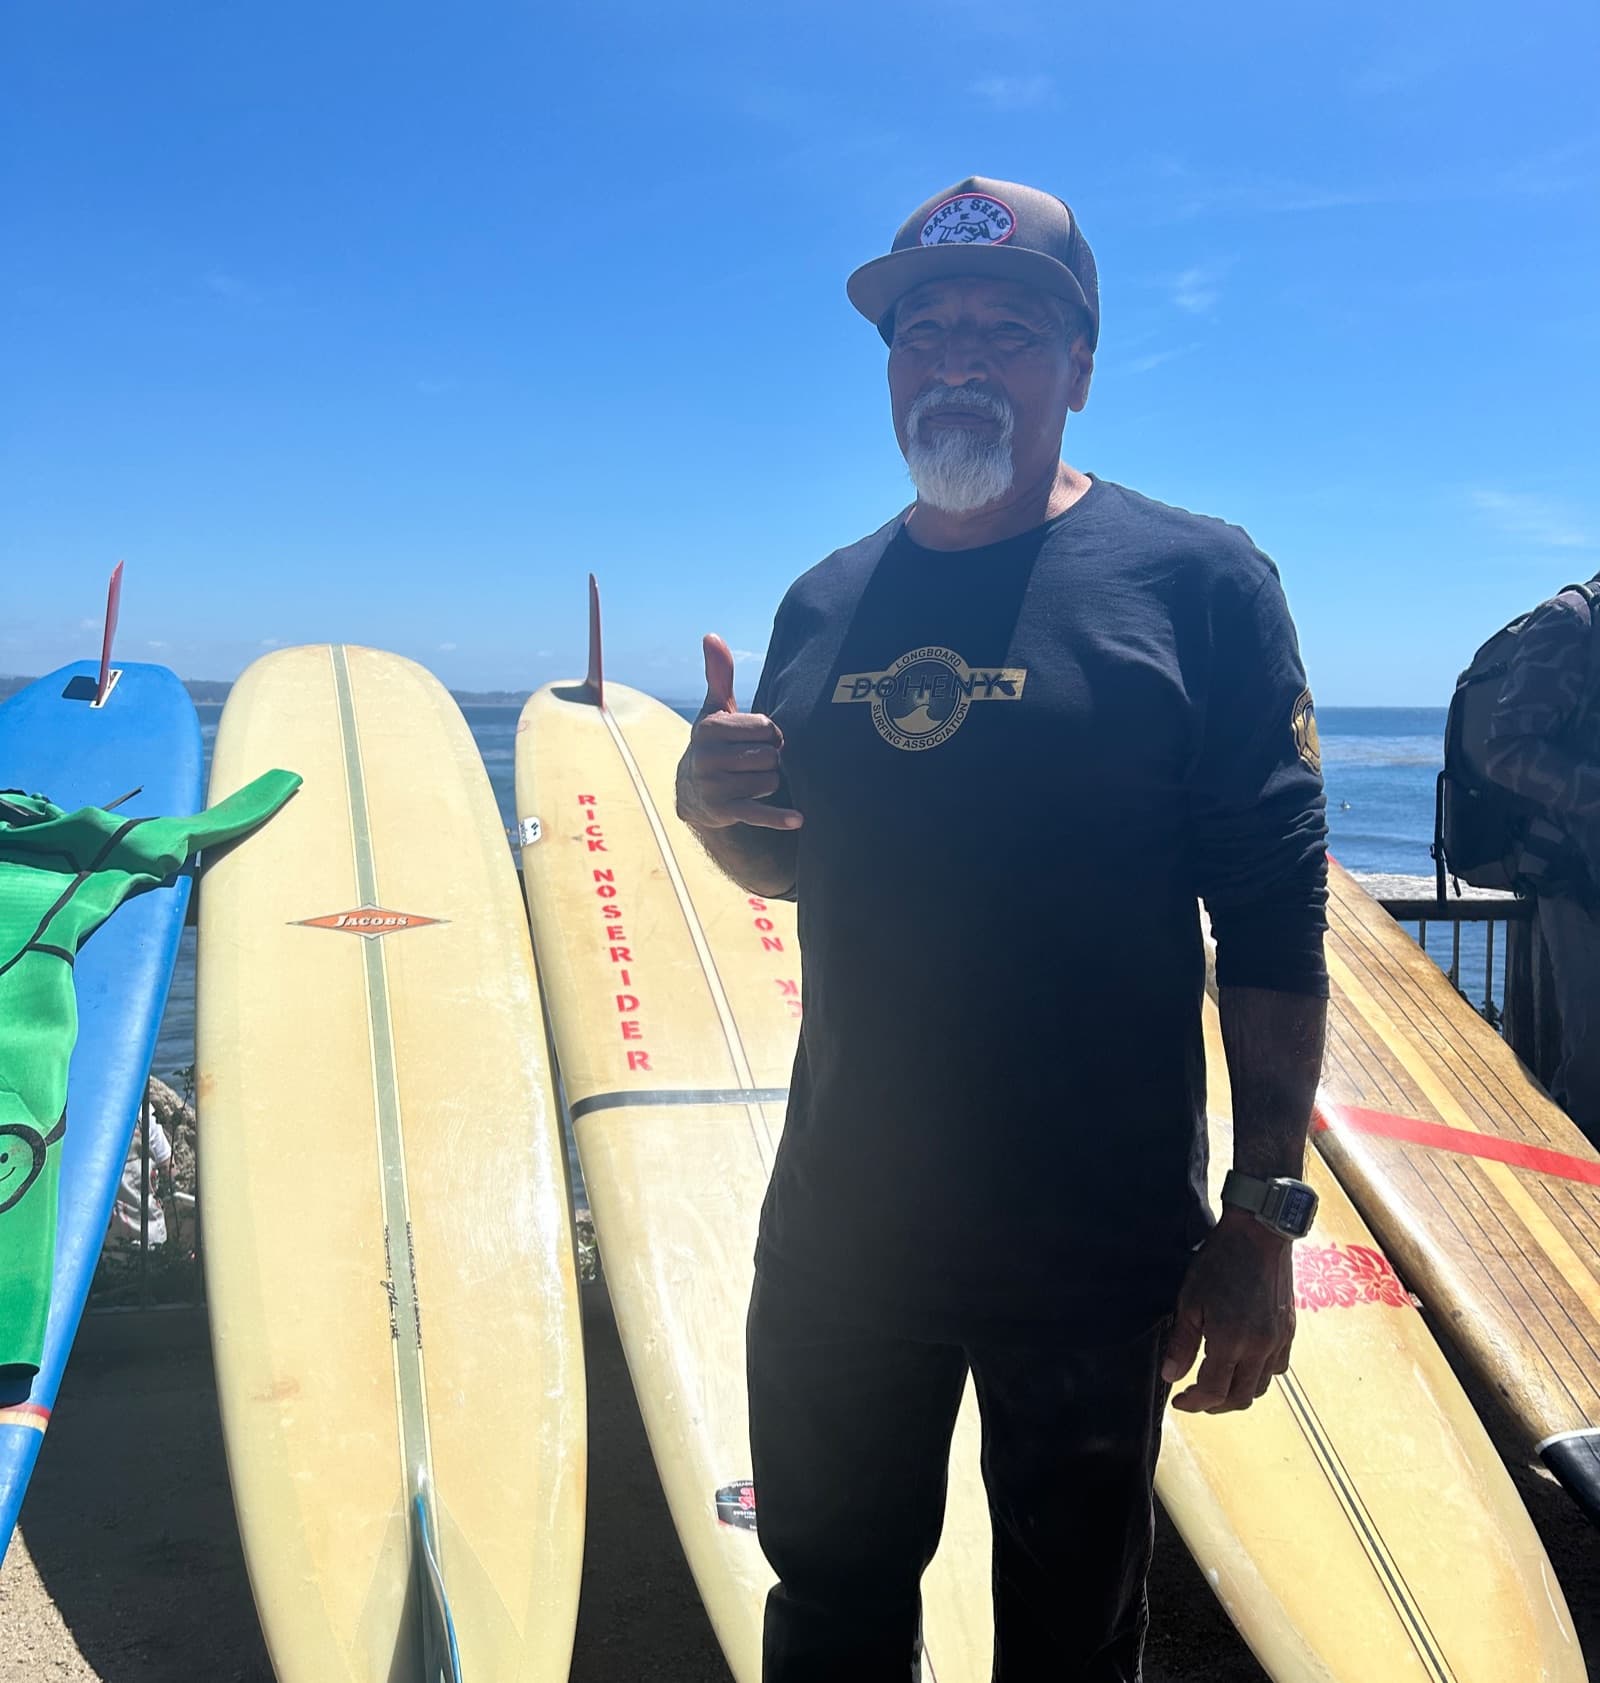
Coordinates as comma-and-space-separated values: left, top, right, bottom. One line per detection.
3, 0, 1596, 704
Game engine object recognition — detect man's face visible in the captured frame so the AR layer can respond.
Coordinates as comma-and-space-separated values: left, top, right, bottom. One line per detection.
888, 278, 1093, 513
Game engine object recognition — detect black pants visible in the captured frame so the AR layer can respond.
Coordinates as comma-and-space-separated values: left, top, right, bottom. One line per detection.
747, 1269, 1171, 1683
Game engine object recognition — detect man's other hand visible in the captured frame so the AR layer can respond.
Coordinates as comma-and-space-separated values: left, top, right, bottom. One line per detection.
1160, 1211, 1296, 1413
676, 634, 804, 833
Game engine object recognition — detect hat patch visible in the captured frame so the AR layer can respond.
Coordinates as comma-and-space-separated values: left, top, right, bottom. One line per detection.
920, 193, 1017, 248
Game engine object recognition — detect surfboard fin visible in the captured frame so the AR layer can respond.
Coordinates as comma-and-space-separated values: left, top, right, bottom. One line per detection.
93, 561, 125, 708
581, 573, 604, 708
413, 1482, 463, 1683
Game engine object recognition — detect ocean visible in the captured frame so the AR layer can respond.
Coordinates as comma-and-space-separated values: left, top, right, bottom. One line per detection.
150, 703, 1460, 1089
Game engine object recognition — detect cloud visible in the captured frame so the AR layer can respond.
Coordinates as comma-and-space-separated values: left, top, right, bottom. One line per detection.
1126, 343, 1200, 375
1155, 137, 1599, 222
731, 648, 760, 663
1350, 49, 1439, 99
78, 616, 99, 631
260, 637, 282, 648
970, 74, 1053, 111
1171, 265, 1224, 314
202, 270, 266, 306
1471, 489, 1591, 550
146, 638, 169, 649
439, 641, 458, 651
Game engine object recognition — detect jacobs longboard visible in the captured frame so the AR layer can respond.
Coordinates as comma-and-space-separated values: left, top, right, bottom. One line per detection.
1313, 857, 1600, 1522
1157, 998, 1583, 1681
0, 643, 202, 1559
514, 588, 997, 1682
199, 645, 584, 1683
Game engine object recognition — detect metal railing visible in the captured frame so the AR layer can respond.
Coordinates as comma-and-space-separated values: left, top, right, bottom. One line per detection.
1377, 894, 1556, 1081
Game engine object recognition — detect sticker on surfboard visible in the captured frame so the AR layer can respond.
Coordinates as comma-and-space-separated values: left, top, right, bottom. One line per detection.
1293, 1242, 1421, 1312
517, 816, 542, 846
293, 906, 445, 938
714, 1480, 758, 1532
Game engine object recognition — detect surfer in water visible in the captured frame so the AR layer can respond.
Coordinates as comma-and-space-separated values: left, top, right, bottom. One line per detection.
677, 176, 1329, 1682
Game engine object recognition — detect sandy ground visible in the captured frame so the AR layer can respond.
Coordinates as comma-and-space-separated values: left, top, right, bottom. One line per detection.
2, 1284, 1597, 1683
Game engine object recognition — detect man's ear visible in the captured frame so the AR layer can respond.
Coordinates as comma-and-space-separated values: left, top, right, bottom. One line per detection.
1068, 344, 1095, 413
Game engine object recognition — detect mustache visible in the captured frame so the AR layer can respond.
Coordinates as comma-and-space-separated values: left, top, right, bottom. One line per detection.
907, 384, 1014, 430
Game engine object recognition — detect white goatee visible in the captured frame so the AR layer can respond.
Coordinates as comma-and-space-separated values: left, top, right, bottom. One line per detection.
903, 385, 1016, 513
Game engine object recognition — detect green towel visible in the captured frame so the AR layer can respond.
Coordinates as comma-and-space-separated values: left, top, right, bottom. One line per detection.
0, 769, 301, 1377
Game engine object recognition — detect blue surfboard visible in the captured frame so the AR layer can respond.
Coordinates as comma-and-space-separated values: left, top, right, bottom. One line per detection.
0, 660, 202, 1558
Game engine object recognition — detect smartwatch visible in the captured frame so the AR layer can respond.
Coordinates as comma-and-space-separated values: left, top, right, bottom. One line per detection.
1220, 1169, 1319, 1240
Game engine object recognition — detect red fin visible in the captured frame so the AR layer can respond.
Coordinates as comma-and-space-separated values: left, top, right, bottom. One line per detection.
95, 560, 125, 706
583, 573, 604, 708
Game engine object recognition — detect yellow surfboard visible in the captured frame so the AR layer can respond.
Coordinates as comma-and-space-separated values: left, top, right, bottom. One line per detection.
1315, 859, 1600, 1521
1159, 998, 1584, 1681
514, 598, 996, 1683
199, 645, 585, 1683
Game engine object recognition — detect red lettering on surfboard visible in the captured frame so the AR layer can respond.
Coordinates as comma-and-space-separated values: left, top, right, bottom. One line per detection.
587, 839, 607, 852
585, 798, 653, 1070
746, 897, 802, 1017
1292, 1243, 1418, 1312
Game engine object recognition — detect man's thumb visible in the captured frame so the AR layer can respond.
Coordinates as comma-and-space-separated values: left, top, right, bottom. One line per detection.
702, 633, 737, 715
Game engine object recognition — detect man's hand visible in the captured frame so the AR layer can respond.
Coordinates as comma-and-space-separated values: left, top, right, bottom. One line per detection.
676, 634, 803, 833
1161, 1210, 1296, 1413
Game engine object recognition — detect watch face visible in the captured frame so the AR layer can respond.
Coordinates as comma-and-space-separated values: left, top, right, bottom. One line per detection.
1275, 1184, 1318, 1237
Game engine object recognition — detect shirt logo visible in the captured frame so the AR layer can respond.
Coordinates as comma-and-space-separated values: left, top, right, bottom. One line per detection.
919, 193, 1017, 248
833, 646, 1027, 752
1291, 688, 1321, 775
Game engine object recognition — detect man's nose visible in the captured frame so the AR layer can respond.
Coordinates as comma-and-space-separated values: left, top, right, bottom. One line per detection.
932, 327, 988, 385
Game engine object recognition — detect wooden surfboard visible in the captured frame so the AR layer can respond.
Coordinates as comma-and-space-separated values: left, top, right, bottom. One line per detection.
1314, 857, 1600, 1522
198, 645, 584, 1683
1157, 999, 1584, 1681
513, 593, 996, 1682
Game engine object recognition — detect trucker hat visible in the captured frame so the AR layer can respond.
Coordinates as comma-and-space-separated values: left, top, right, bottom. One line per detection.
847, 175, 1099, 349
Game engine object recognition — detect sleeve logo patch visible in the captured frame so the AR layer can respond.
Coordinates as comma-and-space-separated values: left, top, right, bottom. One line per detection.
1291, 688, 1321, 775
832, 646, 1027, 752
919, 193, 1018, 248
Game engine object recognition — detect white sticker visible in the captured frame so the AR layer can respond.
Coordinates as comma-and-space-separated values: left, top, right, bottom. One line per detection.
517, 816, 542, 846
919, 192, 1018, 248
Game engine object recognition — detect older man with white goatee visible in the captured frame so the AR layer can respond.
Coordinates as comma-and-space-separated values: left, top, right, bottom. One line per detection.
676, 176, 1330, 1682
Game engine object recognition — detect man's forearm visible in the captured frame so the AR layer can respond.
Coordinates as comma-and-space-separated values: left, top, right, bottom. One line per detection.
1218, 985, 1327, 1178
688, 820, 799, 899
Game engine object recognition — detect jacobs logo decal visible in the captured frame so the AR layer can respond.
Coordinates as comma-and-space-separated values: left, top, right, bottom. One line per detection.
919, 192, 1017, 248
293, 905, 445, 938
833, 646, 1027, 752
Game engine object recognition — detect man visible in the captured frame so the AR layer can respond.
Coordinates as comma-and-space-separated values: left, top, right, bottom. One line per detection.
676, 177, 1329, 1681
1483, 574, 1600, 1142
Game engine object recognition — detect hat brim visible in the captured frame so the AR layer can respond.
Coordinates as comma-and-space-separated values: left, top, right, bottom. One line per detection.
846, 245, 1095, 346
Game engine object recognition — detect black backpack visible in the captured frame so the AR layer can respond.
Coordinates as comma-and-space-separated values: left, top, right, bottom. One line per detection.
1434, 581, 1600, 899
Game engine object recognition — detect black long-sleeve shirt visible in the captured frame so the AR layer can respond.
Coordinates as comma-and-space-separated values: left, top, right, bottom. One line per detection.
750, 477, 1328, 1339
